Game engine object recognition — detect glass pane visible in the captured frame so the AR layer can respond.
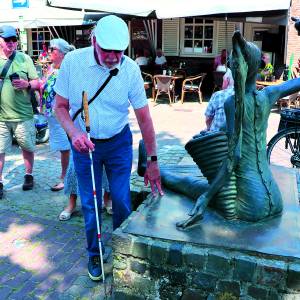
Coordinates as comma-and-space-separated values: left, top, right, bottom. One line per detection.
204, 40, 213, 53
32, 32, 37, 40
205, 26, 213, 39
45, 32, 50, 40
205, 19, 213, 24
194, 26, 203, 39
194, 18, 203, 24
194, 40, 203, 53
32, 42, 38, 50
185, 17, 193, 24
38, 32, 44, 42
194, 40, 202, 48
184, 26, 193, 39
184, 40, 193, 47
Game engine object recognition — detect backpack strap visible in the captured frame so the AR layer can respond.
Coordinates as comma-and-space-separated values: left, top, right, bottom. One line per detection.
0, 51, 16, 96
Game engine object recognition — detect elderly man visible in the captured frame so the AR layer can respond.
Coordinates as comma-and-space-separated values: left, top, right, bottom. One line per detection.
205, 69, 234, 132
54, 15, 163, 281
0, 25, 39, 198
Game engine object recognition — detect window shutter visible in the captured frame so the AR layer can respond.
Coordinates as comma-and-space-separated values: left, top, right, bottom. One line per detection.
216, 21, 237, 54
162, 19, 179, 56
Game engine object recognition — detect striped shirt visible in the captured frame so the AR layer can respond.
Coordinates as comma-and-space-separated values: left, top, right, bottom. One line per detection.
205, 87, 234, 132
54, 46, 147, 139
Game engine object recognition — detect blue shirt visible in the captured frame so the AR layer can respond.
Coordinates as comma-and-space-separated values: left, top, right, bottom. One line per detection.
205, 88, 234, 132
54, 46, 148, 139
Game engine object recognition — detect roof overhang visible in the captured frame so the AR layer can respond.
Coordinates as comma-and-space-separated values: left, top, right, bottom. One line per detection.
0, 6, 84, 28
48, 0, 291, 20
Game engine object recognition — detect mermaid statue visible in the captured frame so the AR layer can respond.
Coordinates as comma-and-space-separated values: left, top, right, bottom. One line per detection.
157, 30, 300, 229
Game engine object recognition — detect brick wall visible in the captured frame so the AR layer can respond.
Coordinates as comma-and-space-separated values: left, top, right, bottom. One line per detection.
287, 0, 300, 68
113, 221, 300, 299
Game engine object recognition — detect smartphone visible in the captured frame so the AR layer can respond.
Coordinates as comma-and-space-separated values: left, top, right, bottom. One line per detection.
9, 73, 20, 81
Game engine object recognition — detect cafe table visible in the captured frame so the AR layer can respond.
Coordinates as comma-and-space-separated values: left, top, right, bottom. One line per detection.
256, 79, 284, 88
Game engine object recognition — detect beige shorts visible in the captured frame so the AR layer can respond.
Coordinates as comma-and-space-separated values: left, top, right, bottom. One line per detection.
0, 119, 36, 153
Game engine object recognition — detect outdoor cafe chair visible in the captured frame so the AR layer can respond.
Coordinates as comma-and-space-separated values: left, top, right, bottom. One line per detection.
292, 67, 300, 79
181, 73, 206, 104
212, 70, 226, 93
142, 72, 154, 98
153, 75, 175, 105
277, 92, 300, 111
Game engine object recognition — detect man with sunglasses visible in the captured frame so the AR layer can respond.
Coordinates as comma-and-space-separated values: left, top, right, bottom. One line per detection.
54, 15, 163, 281
0, 25, 40, 198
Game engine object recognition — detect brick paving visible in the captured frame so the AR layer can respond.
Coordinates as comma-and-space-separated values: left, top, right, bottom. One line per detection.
0, 97, 291, 299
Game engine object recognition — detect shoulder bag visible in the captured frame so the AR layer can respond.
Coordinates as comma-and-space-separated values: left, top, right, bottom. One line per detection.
72, 68, 118, 122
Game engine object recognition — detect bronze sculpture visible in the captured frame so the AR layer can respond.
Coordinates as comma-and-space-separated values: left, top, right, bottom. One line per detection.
159, 31, 300, 229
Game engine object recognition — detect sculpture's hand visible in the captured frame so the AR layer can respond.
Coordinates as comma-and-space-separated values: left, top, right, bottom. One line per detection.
176, 193, 209, 229
188, 193, 206, 216
176, 210, 204, 229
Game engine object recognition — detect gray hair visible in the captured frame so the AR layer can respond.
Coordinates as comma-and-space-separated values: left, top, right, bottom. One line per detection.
50, 38, 75, 54
223, 68, 234, 88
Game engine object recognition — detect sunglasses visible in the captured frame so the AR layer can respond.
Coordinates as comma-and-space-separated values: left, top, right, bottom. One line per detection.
3, 37, 17, 43
100, 48, 123, 54
49, 47, 59, 53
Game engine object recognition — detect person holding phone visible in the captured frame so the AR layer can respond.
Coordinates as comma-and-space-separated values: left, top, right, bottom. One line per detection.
0, 25, 40, 198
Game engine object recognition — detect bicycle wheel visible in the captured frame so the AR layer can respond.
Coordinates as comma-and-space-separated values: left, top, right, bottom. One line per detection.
267, 127, 300, 168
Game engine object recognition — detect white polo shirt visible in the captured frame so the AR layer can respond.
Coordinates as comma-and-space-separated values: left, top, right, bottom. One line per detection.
155, 55, 167, 65
54, 46, 148, 139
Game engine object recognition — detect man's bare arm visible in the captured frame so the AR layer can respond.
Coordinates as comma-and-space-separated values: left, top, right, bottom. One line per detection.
134, 105, 163, 196
54, 94, 94, 153
206, 116, 213, 130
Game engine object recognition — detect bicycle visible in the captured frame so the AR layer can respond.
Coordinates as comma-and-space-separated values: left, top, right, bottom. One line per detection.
267, 108, 300, 168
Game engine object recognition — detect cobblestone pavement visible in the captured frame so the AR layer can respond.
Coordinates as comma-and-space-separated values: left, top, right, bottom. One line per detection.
0, 99, 292, 299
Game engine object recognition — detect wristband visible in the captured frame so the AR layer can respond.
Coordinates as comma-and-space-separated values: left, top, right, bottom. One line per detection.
147, 155, 157, 162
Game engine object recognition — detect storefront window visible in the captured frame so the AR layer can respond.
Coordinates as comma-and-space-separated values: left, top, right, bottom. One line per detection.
182, 18, 214, 55
75, 28, 92, 48
31, 28, 52, 59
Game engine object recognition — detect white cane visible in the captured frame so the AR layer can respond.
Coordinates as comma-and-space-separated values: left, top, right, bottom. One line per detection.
82, 91, 106, 290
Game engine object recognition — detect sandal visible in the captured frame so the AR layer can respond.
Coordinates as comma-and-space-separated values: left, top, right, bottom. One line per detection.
51, 182, 64, 192
105, 206, 113, 215
59, 209, 74, 221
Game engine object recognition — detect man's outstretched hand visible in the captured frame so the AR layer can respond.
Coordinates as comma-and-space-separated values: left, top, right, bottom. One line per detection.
144, 162, 164, 196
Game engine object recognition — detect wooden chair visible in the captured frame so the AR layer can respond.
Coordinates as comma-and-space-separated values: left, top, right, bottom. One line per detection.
153, 75, 175, 105
277, 92, 300, 111
274, 65, 285, 80
292, 67, 300, 79
141, 72, 154, 99
181, 73, 206, 104
212, 71, 225, 93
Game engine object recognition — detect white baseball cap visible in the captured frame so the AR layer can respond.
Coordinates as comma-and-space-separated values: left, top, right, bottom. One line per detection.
94, 15, 129, 51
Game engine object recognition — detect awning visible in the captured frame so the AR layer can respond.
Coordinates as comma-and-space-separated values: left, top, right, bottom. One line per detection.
0, 6, 84, 28
48, 0, 291, 19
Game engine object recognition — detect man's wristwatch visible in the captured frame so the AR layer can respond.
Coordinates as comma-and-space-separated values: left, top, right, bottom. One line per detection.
147, 155, 158, 162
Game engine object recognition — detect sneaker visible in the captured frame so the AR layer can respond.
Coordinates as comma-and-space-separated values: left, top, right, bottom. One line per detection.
22, 174, 34, 191
88, 256, 102, 281
0, 182, 3, 199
